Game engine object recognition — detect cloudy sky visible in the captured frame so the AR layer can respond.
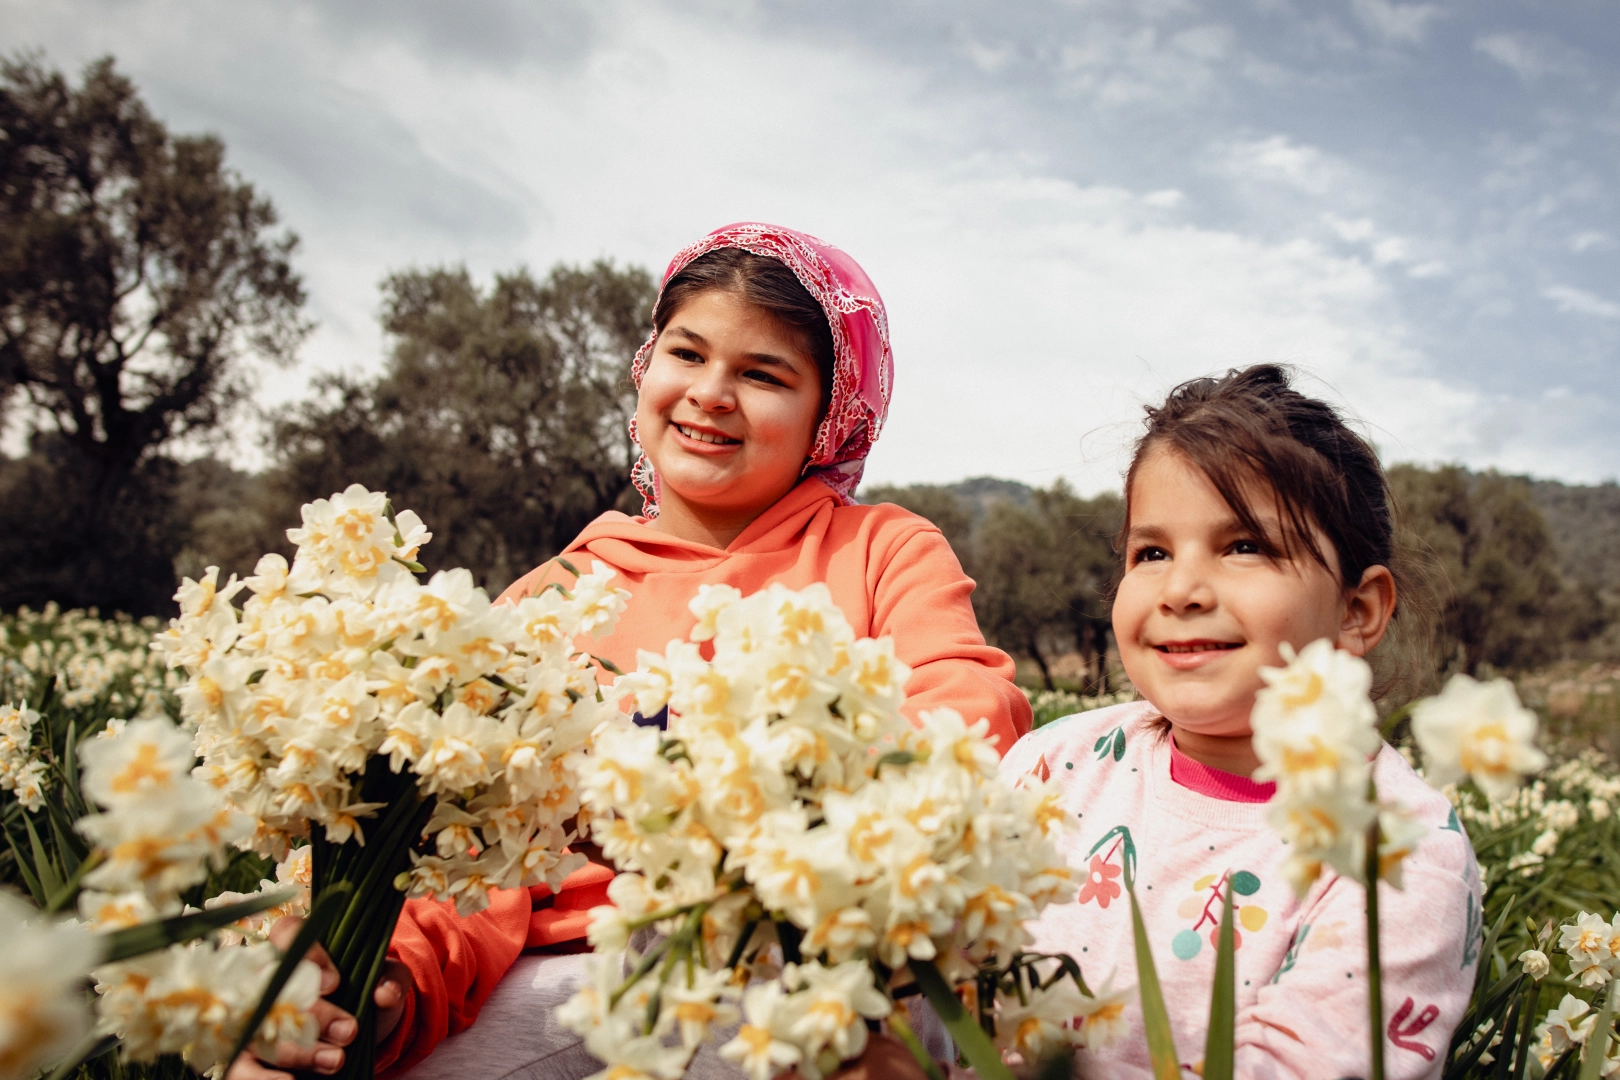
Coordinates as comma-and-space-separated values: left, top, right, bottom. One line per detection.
7, 0, 1618, 492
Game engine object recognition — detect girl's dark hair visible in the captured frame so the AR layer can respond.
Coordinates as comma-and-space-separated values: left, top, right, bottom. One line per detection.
652, 248, 836, 418
1121, 364, 1434, 697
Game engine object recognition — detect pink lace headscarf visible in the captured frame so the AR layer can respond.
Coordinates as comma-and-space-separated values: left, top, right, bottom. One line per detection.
628, 222, 894, 517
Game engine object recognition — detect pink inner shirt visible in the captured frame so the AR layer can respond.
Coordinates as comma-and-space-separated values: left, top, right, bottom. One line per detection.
1168, 736, 1277, 803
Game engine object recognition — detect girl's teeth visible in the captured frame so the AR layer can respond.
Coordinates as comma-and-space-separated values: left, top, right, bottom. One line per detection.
677, 424, 734, 445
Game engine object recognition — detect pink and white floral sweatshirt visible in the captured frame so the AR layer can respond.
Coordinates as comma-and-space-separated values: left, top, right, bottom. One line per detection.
1003, 702, 1482, 1080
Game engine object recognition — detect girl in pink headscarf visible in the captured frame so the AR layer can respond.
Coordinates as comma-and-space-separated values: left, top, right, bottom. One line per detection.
232, 225, 1024, 1080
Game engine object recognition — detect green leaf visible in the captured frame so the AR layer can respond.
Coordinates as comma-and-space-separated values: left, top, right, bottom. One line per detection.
6, 826, 47, 904
62, 719, 80, 805
224, 882, 353, 1070
910, 958, 1017, 1080
1578, 977, 1620, 1080
556, 557, 581, 578
23, 809, 63, 898
44, 796, 84, 877
1508, 981, 1543, 1080
590, 654, 625, 676
1113, 728, 1127, 762
45, 849, 103, 914
102, 889, 297, 963
1129, 886, 1182, 1080
1203, 878, 1236, 1080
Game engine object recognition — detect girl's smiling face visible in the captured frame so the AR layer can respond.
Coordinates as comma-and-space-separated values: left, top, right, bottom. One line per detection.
1113, 447, 1393, 755
636, 288, 824, 546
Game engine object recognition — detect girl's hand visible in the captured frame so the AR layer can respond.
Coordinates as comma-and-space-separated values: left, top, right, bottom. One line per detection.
224, 916, 415, 1080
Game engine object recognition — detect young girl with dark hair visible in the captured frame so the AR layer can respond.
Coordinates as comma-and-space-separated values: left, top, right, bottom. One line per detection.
1002, 365, 1480, 1079
231, 224, 1026, 1080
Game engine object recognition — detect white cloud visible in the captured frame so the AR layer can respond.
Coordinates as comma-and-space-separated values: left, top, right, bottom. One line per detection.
1351, 0, 1442, 44
1222, 135, 1350, 196
1475, 32, 1546, 80
1543, 285, 1620, 320
1569, 231, 1613, 254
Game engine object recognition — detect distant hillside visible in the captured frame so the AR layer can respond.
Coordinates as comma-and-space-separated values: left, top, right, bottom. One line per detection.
1531, 480, 1620, 600
945, 476, 1035, 517
867, 472, 1620, 599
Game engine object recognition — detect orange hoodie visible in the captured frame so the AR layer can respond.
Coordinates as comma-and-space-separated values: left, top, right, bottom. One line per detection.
376, 478, 1028, 1074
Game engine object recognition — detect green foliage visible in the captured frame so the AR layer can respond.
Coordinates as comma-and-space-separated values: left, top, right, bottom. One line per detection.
1391, 465, 1606, 676
0, 54, 307, 615
866, 478, 1122, 691
265, 260, 656, 596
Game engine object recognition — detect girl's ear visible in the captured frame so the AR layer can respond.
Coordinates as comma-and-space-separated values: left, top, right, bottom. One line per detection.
1337, 565, 1397, 657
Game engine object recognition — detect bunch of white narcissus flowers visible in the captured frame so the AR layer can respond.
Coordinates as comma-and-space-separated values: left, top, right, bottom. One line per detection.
0, 702, 47, 811
1558, 911, 1620, 990
70, 716, 324, 1075
558, 582, 1091, 1080
154, 484, 628, 914
1251, 640, 1427, 896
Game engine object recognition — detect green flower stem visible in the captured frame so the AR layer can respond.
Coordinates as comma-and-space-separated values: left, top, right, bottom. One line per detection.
1365, 815, 1386, 1080
609, 902, 710, 1012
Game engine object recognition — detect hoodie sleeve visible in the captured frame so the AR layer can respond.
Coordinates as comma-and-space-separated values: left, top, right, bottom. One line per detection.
375, 888, 532, 1077
869, 525, 1032, 755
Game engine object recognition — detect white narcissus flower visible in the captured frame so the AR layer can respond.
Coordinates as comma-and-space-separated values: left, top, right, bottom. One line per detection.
1560, 911, 1620, 988
688, 584, 744, 642
570, 562, 628, 638
995, 976, 1086, 1061
719, 983, 803, 1080
0, 891, 99, 1080
78, 716, 196, 806
1519, 949, 1551, 981
1412, 674, 1548, 802
780, 961, 892, 1079
655, 967, 738, 1050
1251, 640, 1379, 795
1537, 993, 1594, 1055
75, 716, 251, 907
1073, 977, 1133, 1050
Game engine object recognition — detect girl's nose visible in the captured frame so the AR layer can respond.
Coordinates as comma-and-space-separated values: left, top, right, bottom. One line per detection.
686, 364, 735, 412
1159, 553, 1216, 613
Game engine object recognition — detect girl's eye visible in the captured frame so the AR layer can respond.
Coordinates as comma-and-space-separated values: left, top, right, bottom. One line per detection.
1229, 539, 1263, 556
745, 369, 786, 387
670, 348, 703, 363
1132, 545, 1168, 565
